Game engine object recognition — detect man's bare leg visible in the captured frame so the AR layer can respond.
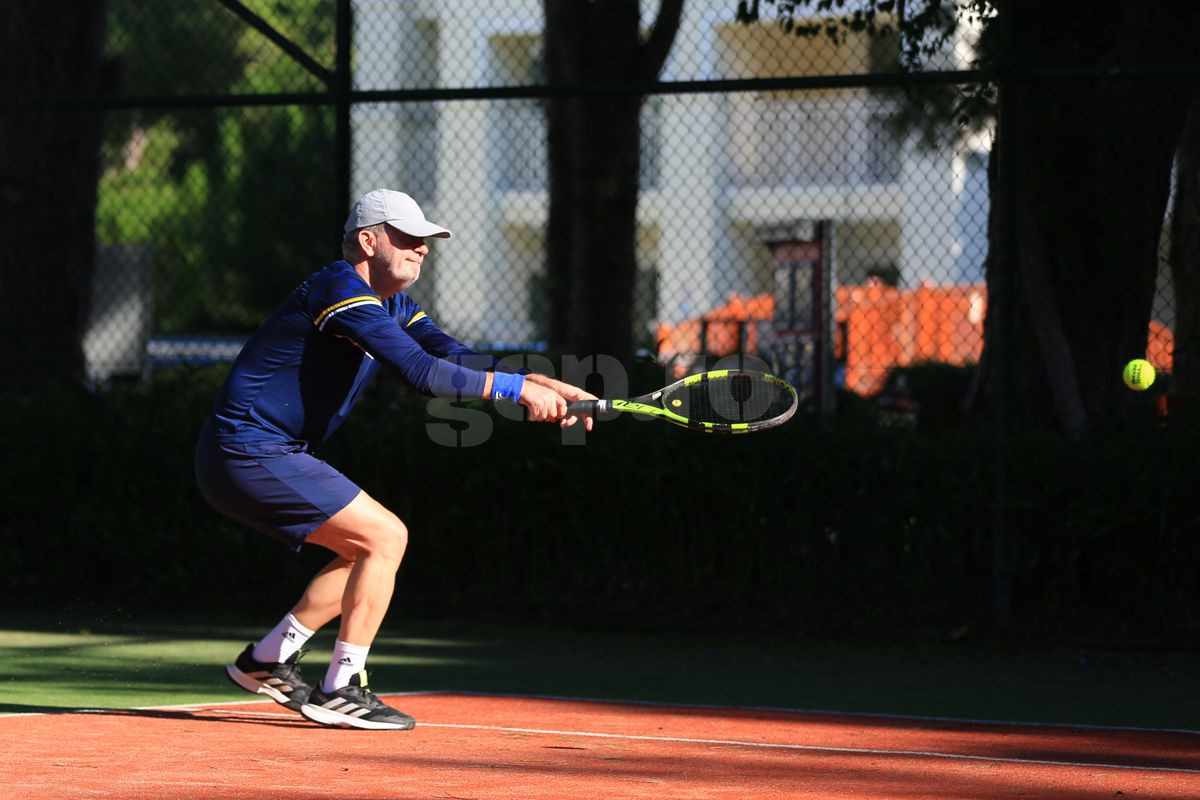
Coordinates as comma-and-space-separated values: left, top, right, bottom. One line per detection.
289, 556, 352, 633
304, 490, 408, 646
296, 490, 416, 729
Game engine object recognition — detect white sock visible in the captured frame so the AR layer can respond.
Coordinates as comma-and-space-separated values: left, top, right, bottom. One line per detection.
323, 640, 370, 693
251, 613, 315, 664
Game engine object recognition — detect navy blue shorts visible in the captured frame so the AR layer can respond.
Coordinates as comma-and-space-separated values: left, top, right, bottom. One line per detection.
195, 431, 361, 551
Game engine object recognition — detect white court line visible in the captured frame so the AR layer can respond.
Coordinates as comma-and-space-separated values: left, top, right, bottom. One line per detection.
4, 688, 1200, 737
419, 722, 1200, 776
0, 705, 299, 721
155, 708, 297, 719
0, 690, 436, 719
5, 697, 1199, 776
3, 689, 1199, 737
427, 689, 1200, 738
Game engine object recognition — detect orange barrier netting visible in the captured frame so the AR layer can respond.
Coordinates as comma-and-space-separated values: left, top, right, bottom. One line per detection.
656, 284, 1176, 396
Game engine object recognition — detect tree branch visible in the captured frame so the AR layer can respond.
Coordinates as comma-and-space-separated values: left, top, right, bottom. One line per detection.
638, 0, 685, 81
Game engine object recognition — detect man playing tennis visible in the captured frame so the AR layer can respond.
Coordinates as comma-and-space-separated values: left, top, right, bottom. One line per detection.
195, 189, 594, 730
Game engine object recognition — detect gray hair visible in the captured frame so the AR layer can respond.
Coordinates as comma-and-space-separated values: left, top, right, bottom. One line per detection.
341, 223, 388, 261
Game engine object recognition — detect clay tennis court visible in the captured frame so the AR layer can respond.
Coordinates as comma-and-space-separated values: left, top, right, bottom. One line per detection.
4, 692, 1198, 798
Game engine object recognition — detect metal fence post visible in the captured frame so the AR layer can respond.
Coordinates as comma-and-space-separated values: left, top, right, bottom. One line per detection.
991, 0, 1017, 631
333, 0, 352, 245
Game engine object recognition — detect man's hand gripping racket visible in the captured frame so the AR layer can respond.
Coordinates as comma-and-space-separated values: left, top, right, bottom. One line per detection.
566, 369, 798, 433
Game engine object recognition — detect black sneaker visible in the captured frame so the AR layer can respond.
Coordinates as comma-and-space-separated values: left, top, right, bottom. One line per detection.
299, 670, 415, 730
225, 644, 312, 711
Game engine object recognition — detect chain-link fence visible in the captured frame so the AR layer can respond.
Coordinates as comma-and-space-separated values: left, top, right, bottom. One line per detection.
85, 0, 1182, 413
11, 0, 1200, 635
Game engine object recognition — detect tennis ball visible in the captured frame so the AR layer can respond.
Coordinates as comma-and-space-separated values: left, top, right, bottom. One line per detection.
1122, 359, 1155, 391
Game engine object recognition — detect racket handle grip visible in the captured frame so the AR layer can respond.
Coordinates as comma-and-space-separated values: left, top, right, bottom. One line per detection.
566, 399, 607, 416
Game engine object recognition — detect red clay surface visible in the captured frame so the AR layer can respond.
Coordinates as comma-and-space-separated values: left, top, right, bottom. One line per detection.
2, 693, 1199, 799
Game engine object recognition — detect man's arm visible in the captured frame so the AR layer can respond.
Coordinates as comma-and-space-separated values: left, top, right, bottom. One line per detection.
404, 315, 520, 371
398, 309, 593, 425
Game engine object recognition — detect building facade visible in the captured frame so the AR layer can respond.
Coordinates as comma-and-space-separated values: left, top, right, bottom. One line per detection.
348, 0, 991, 364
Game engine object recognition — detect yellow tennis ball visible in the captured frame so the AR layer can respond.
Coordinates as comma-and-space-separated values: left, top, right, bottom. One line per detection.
1123, 359, 1156, 391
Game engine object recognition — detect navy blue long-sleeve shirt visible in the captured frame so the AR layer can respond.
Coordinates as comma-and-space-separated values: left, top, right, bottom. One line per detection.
205, 260, 497, 449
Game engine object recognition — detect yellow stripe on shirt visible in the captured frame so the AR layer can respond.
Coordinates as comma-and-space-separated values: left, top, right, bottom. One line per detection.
314, 295, 382, 329
405, 310, 428, 328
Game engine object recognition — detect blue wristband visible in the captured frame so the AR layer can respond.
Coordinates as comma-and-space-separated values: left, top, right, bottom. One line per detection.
491, 371, 526, 403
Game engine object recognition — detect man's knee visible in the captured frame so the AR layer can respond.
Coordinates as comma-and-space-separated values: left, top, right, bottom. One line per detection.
365, 516, 408, 565
307, 493, 408, 563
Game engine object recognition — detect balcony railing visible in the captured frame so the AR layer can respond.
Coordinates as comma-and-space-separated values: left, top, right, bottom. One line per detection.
728, 95, 901, 188
493, 99, 662, 193
490, 95, 898, 194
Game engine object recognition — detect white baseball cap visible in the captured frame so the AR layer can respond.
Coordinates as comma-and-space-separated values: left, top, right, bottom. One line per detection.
343, 189, 452, 239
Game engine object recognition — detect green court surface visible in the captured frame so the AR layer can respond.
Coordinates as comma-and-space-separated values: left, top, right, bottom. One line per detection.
1, 613, 1197, 730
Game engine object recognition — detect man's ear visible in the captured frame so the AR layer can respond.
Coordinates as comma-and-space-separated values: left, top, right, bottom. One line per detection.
357, 228, 378, 257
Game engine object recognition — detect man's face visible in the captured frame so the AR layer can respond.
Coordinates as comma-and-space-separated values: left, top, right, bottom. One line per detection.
372, 225, 429, 295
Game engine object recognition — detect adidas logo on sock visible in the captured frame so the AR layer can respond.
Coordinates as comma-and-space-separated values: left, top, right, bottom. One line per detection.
284, 631, 296, 640
338, 656, 354, 665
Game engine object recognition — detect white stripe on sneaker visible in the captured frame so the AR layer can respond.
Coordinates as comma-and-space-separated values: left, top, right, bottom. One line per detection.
299, 701, 414, 730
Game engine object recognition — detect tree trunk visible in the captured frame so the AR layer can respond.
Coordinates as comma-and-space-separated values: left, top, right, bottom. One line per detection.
0, 1, 109, 392
1169, 91, 1200, 398
544, 0, 682, 363
977, 0, 1198, 434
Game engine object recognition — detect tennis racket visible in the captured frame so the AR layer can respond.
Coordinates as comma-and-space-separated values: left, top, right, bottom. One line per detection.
567, 369, 797, 433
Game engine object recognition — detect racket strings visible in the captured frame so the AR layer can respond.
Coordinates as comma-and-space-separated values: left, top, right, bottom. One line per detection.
665, 374, 795, 426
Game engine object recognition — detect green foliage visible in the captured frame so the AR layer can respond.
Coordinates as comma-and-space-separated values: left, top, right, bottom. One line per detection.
879, 360, 975, 430
737, 0, 963, 57
97, 1, 337, 334
0, 367, 302, 611
4, 371, 1198, 645
737, 0, 997, 149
